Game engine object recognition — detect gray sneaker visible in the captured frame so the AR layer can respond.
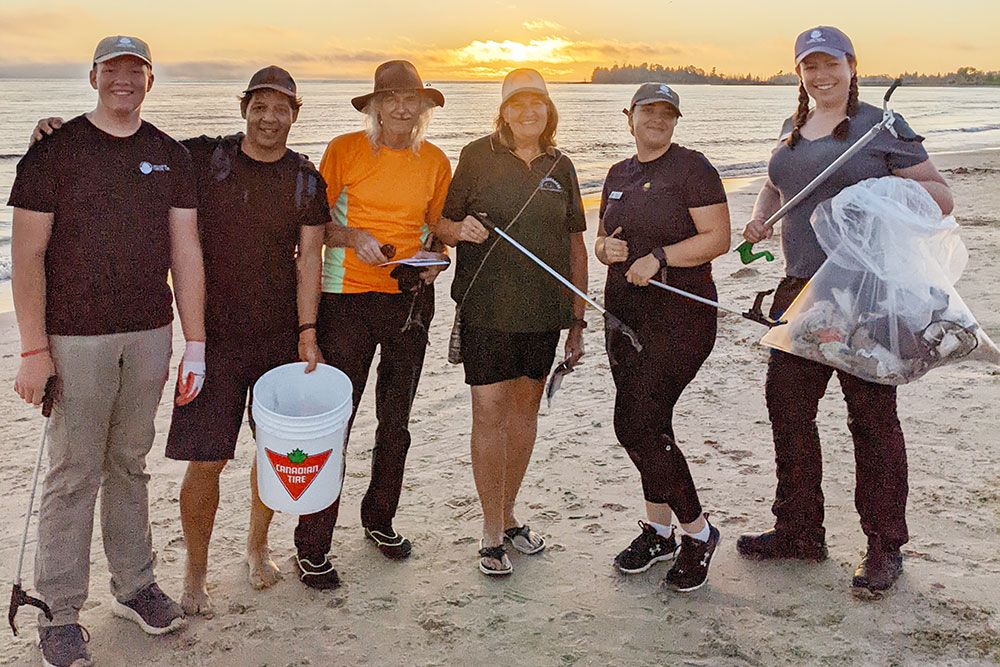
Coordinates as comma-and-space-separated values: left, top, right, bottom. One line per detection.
111, 583, 186, 635
38, 623, 92, 667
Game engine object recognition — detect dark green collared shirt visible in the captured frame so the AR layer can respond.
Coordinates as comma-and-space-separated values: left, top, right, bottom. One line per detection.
444, 134, 587, 332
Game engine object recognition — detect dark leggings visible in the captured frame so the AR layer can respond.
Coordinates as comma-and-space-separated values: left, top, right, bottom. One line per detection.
765, 277, 908, 550
294, 290, 433, 560
605, 283, 717, 524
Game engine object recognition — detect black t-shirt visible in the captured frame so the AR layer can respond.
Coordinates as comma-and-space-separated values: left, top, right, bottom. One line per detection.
600, 144, 727, 306
444, 134, 587, 332
8, 115, 196, 336
183, 134, 329, 344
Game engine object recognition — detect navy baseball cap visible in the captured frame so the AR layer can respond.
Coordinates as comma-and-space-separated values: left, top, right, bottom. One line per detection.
795, 26, 855, 64
628, 82, 682, 116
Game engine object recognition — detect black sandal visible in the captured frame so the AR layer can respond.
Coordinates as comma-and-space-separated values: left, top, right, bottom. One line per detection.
296, 555, 341, 590
503, 524, 546, 555
478, 541, 513, 576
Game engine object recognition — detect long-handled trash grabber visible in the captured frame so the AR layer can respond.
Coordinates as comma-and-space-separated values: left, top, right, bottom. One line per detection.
734, 78, 903, 265
648, 279, 785, 328
476, 213, 643, 352
9, 377, 58, 636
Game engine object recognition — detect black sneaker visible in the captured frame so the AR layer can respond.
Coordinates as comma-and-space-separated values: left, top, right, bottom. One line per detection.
736, 529, 828, 562
364, 526, 412, 560
39, 623, 92, 667
663, 523, 721, 592
614, 521, 681, 574
110, 583, 186, 635
296, 555, 341, 590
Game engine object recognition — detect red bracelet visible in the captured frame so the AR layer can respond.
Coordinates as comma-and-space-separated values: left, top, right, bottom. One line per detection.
20, 346, 50, 358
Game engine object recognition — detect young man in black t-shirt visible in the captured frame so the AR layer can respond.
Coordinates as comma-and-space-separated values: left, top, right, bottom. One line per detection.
9, 36, 206, 665
164, 67, 329, 606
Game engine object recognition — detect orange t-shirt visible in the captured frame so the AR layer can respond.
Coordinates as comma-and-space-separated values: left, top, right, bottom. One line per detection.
319, 131, 452, 294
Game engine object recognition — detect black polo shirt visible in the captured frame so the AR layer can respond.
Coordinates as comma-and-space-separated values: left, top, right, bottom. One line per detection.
444, 134, 587, 333
600, 143, 726, 305
8, 115, 196, 336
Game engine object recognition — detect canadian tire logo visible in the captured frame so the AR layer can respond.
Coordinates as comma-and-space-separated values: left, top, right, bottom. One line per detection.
265, 448, 333, 501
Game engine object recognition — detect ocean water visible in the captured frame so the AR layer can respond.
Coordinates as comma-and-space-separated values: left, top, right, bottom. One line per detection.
1, 79, 998, 282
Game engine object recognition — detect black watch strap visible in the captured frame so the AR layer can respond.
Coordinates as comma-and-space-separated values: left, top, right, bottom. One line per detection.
651, 246, 669, 270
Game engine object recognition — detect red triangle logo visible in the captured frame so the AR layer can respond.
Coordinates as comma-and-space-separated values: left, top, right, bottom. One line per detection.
265, 448, 333, 501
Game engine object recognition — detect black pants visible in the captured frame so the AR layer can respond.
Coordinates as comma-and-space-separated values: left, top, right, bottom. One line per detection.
765, 277, 908, 550
605, 282, 717, 524
294, 290, 433, 559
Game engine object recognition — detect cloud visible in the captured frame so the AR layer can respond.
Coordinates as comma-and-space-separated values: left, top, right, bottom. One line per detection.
450, 38, 575, 64
523, 20, 565, 33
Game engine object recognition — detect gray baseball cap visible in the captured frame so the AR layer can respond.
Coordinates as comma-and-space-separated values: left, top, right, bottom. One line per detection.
93, 35, 152, 67
628, 82, 681, 116
795, 26, 854, 64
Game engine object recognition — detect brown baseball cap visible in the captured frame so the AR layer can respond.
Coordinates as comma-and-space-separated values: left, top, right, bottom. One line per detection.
242, 65, 297, 99
351, 60, 444, 112
93, 35, 152, 67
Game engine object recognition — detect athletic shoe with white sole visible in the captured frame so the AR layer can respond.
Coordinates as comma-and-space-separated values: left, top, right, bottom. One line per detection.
663, 523, 721, 592
38, 623, 92, 667
110, 583, 186, 635
614, 520, 680, 574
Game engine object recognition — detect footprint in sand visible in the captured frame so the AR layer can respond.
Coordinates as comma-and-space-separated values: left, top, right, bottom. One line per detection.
730, 267, 760, 279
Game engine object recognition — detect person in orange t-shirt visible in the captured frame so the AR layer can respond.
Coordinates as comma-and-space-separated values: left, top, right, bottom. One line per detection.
292, 61, 451, 588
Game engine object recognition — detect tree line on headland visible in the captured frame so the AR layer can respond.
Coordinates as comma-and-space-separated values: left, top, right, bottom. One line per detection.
590, 64, 1000, 86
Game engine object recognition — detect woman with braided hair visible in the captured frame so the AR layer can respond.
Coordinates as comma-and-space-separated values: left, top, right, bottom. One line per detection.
739, 26, 953, 596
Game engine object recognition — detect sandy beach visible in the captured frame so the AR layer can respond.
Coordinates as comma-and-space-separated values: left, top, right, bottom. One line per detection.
1, 148, 998, 666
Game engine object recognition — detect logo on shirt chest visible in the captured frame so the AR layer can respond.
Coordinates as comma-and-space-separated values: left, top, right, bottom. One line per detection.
539, 176, 563, 193
139, 161, 171, 175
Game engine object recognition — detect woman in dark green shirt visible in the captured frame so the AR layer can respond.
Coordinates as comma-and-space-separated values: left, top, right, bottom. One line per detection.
438, 69, 588, 576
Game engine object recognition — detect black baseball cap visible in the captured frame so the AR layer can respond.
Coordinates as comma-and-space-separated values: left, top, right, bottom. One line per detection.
628, 82, 681, 116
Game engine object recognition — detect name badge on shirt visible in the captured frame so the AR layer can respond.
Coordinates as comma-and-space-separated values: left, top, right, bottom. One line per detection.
608, 191, 623, 200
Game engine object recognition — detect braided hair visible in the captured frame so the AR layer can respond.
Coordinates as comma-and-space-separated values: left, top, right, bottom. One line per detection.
786, 56, 859, 148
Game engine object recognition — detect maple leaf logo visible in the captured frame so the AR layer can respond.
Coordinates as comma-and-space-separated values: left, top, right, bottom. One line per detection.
287, 449, 308, 464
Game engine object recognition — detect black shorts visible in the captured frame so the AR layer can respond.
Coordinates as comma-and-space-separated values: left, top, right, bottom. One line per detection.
166, 337, 297, 462
461, 325, 560, 386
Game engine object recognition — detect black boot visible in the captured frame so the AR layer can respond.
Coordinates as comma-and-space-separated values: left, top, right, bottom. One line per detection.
736, 529, 828, 562
851, 542, 902, 596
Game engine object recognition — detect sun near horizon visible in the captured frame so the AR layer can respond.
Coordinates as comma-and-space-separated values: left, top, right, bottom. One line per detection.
1, 0, 998, 82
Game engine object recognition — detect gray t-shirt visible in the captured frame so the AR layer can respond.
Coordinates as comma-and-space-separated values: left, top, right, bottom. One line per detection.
767, 101, 929, 278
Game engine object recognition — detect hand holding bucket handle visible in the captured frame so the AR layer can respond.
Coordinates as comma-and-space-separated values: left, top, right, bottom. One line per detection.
735, 78, 903, 265
9, 376, 58, 636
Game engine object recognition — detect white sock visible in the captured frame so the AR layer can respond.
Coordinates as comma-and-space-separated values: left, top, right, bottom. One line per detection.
646, 521, 673, 539
687, 522, 711, 543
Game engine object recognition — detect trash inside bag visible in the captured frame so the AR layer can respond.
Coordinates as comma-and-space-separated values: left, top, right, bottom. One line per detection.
761, 176, 1000, 384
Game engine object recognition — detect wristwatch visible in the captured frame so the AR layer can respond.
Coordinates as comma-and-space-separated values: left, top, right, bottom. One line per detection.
651, 245, 669, 270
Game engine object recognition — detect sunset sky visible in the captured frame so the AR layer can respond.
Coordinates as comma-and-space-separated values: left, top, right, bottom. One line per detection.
1, 0, 998, 81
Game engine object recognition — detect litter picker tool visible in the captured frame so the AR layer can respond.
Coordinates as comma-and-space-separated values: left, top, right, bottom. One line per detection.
735, 78, 903, 265
476, 213, 643, 352
648, 279, 785, 328
9, 377, 58, 637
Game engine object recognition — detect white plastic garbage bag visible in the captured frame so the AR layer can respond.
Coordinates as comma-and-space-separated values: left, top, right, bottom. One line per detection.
761, 176, 1000, 384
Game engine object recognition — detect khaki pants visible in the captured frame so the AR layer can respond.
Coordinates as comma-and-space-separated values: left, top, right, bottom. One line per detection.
35, 325, 172, 626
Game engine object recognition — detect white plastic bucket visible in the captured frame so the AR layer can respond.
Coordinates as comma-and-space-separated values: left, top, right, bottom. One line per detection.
252, 362, 353, 515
